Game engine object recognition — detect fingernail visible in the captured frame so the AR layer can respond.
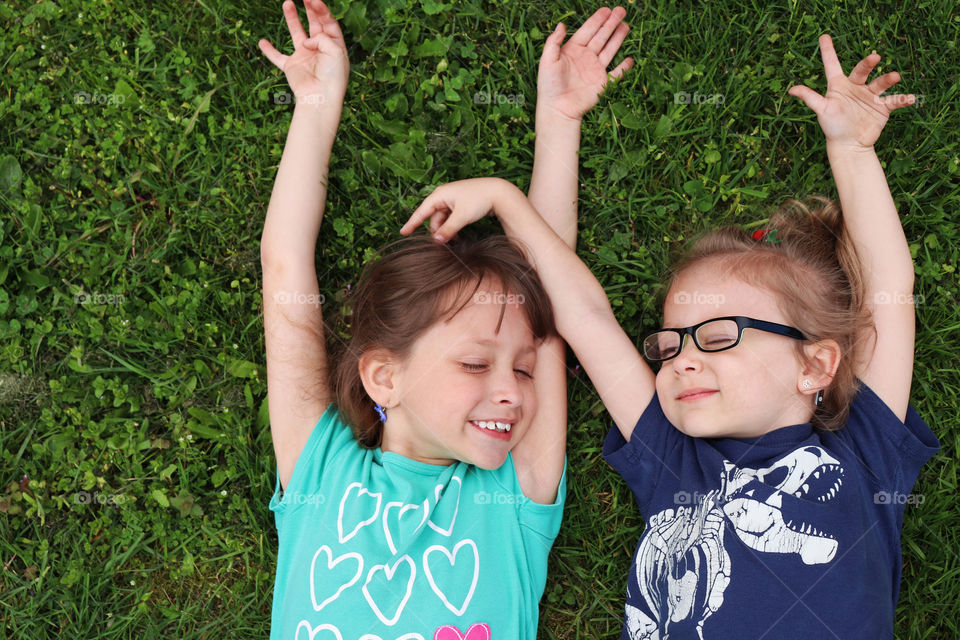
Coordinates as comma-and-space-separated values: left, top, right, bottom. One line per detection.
432, 233, 444, 242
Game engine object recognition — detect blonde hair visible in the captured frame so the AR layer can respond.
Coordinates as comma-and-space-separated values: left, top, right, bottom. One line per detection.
665, 197, 874, 429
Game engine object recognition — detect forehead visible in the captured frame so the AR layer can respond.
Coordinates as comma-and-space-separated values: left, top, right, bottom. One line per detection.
419, 289, 536, 353
663, 261, 788, 327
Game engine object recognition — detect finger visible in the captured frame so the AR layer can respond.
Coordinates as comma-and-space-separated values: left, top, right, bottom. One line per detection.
587, 6, 627, 54
568, 7, 613, 47
258, 38, 288, 70
607, 56, 634, 82
304, 31, 340, 54
304, 0, 325, 39
282, 0, 308, 48
787, 84, 827, 114
433, 212, 470, 243
848, 52, 881, 85
308, 0, 345, 42
401, 195, 449, 235
817, 34, 845, 82
878, 93, 916, 111
867, 70, 901, 95
598, 21, 629, 68
428, 210, 448, 235
541, 22, 565, 64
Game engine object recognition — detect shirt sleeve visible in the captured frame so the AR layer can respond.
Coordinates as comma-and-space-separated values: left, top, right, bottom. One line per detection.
488, 452, 567, 542
833, 380, 939, 496
268, 403, 356, 522
517, 456, 567, 543
602, 392, 685, 514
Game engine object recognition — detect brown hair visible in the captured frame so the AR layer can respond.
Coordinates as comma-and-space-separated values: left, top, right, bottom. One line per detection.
329, 233, 556, 447
665, 197, 874, 430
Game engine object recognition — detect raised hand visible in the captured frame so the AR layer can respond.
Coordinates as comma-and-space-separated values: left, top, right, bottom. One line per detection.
788, 34, 916, 149
537, 7, 634, 121
258, 0, 349, 105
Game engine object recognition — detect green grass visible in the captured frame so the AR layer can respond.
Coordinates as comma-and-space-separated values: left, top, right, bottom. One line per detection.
2, 0, 958, 637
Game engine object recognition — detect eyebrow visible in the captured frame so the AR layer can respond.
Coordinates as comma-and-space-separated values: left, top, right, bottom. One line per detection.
461, 338, 536, 355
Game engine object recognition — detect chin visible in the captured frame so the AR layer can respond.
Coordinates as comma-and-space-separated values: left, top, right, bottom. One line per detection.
671, 415, 729, 439
468, 451, 510, 471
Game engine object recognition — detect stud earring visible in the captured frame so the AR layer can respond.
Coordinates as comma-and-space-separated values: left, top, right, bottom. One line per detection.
802, 379, 813, 389
374, 403, 387, 422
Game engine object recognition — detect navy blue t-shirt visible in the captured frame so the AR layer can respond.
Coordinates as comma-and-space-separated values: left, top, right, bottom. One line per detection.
602, 380, 939, 639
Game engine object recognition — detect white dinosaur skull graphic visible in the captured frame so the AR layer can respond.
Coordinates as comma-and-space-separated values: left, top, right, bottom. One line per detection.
625, 446, 845, 639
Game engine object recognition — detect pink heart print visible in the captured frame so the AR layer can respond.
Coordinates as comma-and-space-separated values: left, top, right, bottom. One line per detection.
433, 622, 491, 640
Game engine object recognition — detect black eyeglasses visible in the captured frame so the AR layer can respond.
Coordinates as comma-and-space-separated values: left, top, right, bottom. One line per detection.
642, 316, 807, 362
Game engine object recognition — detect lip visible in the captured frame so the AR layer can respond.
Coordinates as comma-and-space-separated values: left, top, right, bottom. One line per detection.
469, 419, 515, 441
676, 388, 718, 402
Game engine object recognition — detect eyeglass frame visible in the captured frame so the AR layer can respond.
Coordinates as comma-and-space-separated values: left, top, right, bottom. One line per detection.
642, 315, 807, 363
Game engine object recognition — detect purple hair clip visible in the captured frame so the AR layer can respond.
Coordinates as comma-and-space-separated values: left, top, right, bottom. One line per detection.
374, 403, 387, 422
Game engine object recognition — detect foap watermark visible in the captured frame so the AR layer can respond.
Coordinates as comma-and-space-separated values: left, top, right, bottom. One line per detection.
672, 490, 717, 506
273, 290, 325, 307
672, 290, 724, 307
874, 491, 924, 506
74, 91, 126, 106
73, 491, 132, 506
674, 91, 725, 106
876, 93, 924, 107
74, 291, 126, 306
473, 291, 525, 305
474, 490, 524, 505
273, 92, 326, 106
282, 491, 325, 507
473, 90, 525, 106
873, 291, 924, 305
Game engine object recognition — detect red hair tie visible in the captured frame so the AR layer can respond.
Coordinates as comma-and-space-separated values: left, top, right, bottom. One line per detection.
752, 228, 779, 243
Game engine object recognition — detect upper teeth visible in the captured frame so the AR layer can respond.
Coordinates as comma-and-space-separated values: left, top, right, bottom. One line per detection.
474, 421, 511, 432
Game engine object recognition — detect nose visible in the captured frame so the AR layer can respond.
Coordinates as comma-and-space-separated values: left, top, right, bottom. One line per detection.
671, 334, 703, 374
490, 365, 523, 406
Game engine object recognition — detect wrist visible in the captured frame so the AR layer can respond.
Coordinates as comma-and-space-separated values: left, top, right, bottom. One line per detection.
535, 103, 583, 129
825, 140, 876, 157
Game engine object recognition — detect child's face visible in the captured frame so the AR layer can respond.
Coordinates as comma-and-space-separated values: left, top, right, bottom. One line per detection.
385, 282, 538, 469
657, 262, 813, 438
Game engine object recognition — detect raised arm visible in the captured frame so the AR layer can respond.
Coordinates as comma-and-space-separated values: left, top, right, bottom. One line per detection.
401, 178, 656, 445
789, 34, 917, 420
258, 0, 349, 489
506, 7, 635, 502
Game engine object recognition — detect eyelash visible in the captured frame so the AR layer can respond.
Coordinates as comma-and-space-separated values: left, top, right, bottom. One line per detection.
460, 363, 534, 380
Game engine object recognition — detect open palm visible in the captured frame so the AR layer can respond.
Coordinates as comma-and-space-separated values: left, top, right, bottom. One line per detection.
538, 7, 634, 121
258, 0, 349, 104
789, 34, 915, 148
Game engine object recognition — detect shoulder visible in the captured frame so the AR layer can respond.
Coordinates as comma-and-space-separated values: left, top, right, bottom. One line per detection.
830, 379, 939, 490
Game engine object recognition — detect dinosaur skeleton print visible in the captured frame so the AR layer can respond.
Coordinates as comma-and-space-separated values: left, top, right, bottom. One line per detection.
624, 446, 845, 640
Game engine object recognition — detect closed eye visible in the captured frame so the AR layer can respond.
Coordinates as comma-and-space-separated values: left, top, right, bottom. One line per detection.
515, 369, 534, 380
460, 363, 487, 372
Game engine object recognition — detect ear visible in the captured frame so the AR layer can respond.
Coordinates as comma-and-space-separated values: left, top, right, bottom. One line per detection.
797, 338, 842, 395
358, 348, 400, 407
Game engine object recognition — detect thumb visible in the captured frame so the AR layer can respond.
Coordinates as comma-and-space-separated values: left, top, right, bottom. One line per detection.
788, 84, 826, 114
541, 23, 565, 63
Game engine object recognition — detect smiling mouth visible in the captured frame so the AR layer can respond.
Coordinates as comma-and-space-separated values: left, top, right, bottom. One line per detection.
470, 420, 513, 441
677, 390, 718, 401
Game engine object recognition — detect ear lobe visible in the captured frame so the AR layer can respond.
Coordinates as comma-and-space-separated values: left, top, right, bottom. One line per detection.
358, 349, 399, 407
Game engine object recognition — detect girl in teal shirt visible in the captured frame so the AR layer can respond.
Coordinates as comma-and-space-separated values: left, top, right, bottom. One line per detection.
257, 1, 633, 636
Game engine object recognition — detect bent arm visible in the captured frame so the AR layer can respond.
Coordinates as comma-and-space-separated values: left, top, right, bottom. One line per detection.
509, 112, 580, 504
496, 184, 655, 443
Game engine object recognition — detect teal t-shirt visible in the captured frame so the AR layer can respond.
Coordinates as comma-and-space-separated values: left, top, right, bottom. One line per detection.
268, 404, 567, 639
